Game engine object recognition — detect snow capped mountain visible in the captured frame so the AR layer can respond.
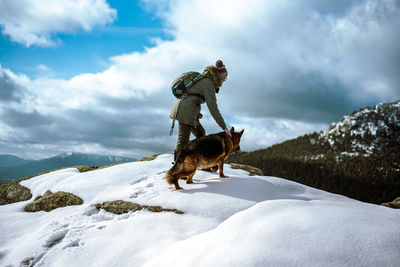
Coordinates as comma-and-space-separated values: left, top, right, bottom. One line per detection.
0, 154, 399, 266
57, 152, 133, 163
318, 100, 400, 158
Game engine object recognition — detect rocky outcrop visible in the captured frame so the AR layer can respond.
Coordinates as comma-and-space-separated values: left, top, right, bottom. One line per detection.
0, 180, 32, 205
76, 165, 100, 172
96, 200, 184, 215
136, 153, 164, 162
229, 163, 263, 176
381, 197, 400, 209
25, 190, 83, 212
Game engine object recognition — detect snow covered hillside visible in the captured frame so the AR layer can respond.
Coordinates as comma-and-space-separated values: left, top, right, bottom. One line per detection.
319, 100, 400, 158
1, 154, 399, 266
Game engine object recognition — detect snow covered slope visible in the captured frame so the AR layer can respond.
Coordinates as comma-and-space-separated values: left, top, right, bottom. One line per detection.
319, 100, 400, 157
0, 154, 399, 266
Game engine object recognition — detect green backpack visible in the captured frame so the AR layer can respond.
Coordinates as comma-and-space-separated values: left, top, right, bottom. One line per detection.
171, 72, 205, 98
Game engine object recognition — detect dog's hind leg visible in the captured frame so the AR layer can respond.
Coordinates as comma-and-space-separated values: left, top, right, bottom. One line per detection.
173, 176, 183, 190
166, 171, 183, 190
218, 160, 228, 178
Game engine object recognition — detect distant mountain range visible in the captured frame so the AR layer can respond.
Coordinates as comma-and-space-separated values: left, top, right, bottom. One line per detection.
0, 155, 34, 167
0, 152, 136, 184
228, 100, 400, 204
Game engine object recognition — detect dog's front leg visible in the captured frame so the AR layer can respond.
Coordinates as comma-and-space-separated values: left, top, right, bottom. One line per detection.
210, 166, 218, 172
218, 160, 228, 178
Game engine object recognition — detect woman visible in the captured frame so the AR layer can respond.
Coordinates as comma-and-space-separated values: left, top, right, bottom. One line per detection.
170, 60, 232, 161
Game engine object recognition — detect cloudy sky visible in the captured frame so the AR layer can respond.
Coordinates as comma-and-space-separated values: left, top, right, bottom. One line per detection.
0, 0, 399, 160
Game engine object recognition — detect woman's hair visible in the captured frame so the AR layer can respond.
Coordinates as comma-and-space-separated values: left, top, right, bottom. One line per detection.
204, 65, 223, 90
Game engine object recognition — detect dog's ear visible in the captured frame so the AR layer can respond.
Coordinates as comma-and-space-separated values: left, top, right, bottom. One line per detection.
240, 129, 244, 136
230, 127, 235, 132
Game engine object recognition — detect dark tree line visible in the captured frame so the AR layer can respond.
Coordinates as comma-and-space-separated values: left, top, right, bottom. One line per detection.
227, 133, 400, 204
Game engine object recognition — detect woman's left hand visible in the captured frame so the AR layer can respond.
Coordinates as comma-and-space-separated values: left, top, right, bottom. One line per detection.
224, 128, 232, 137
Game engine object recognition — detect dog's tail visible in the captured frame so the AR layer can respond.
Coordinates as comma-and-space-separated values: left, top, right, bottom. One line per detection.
165, 149, 187, 187
165, 171, 176, 186
165, 173, 176, 185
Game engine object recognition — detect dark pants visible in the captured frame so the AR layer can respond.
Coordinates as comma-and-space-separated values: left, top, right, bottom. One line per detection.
175, 121, 205, 153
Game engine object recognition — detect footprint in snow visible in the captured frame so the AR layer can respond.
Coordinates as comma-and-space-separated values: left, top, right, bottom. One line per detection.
21, 253, 46, 267
43, 228, 69, 248
82, 205, 100, 216
130, 188, 147, 198
90, 210, 115, 222
63, 239, 83, 249
130, 175, 148, 185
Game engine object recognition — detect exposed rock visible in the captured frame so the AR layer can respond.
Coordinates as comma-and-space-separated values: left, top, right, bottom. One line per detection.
136, 153, 164, 162
25, 190, 83, 212
381, 197, 400, 209
0, 180, 32, 205
229, 163, 263, 176
96, 200, 184, 215
76, 165, 100, 172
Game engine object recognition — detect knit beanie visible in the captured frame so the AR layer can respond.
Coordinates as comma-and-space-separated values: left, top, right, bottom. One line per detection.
215, 60, 227, 74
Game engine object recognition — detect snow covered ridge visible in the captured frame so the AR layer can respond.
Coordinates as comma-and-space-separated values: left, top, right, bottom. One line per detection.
318, 100, 400, 158
1, 154, 400, 266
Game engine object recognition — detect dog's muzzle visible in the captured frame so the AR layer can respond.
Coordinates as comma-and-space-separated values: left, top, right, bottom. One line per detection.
234, 145, 241, 154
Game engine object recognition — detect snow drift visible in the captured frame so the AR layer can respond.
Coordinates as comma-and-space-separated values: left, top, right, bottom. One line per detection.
0, 154, 399, 266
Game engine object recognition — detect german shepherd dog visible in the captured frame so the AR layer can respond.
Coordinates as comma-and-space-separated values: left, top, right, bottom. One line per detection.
166, 127, 244, 190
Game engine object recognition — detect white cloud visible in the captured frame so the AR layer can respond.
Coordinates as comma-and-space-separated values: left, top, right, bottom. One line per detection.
1, 0, 399, 158
0, 0, 117, 47
231, 117, 328, 152
139, 0, 400, 122
34, 64, 55, 78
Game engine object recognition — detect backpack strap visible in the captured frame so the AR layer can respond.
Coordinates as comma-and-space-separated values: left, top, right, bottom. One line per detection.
187, 73, 204, 87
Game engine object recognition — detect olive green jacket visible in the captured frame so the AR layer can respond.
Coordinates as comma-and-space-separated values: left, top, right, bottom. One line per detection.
170, 73, 227, 130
